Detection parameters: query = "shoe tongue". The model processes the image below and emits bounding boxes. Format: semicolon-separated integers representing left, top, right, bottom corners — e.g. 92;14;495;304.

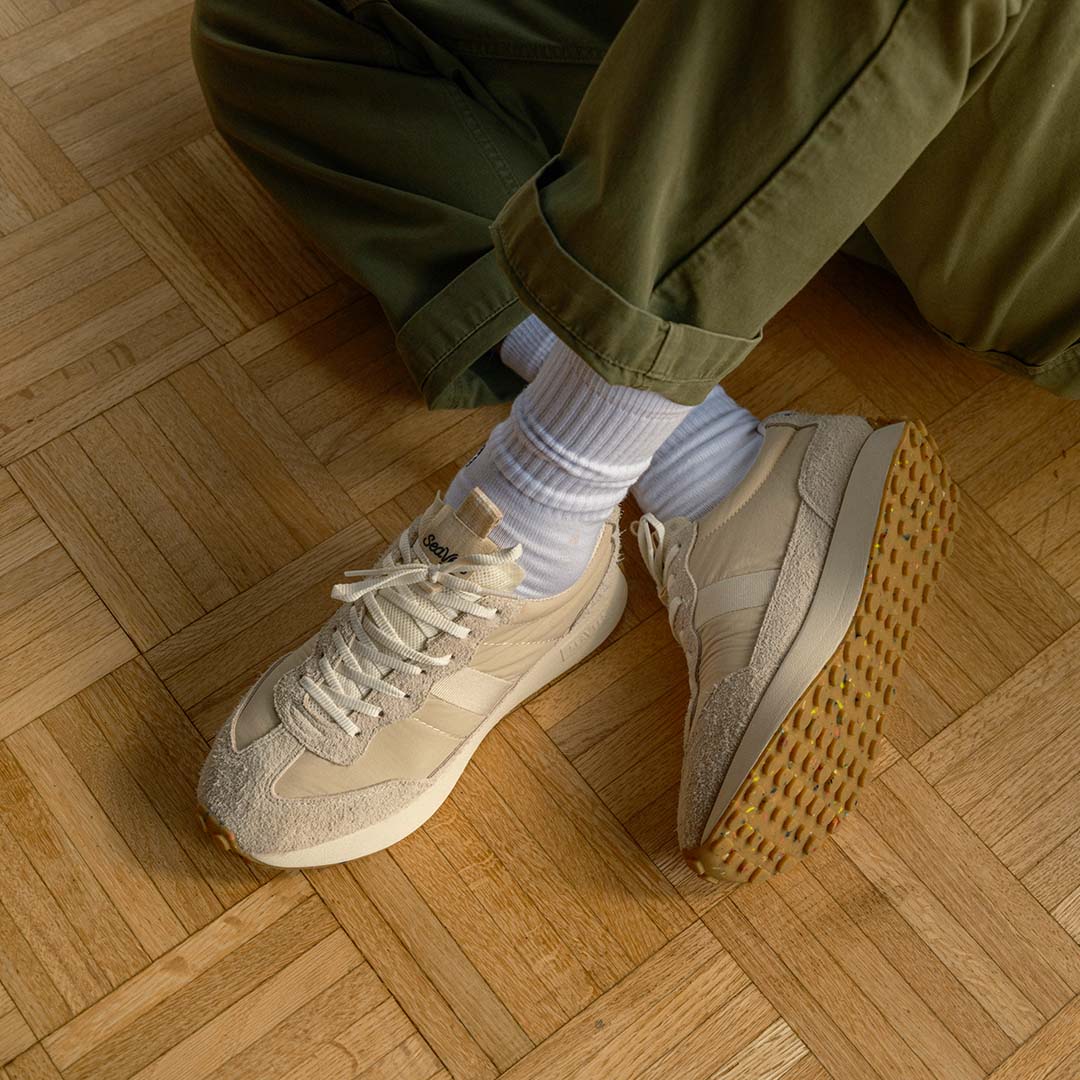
413;488;502;566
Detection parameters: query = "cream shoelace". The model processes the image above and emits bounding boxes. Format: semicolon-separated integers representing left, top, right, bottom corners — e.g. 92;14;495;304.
296;530;520;737
632;514;686;631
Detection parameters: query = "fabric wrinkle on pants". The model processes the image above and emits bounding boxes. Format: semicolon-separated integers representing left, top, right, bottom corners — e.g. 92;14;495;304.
191;0;1080;407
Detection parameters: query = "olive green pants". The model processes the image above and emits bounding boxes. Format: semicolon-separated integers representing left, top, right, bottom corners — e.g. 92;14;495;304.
192;0;1080;408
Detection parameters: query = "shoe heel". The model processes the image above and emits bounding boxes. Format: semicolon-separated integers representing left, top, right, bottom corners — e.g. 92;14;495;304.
687;419;959;884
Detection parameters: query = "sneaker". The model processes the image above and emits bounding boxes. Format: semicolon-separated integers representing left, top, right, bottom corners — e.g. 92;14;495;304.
634;412;957;883
198;489;626;867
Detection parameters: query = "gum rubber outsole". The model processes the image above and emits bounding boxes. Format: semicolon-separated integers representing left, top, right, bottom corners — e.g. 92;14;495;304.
684;419;958;885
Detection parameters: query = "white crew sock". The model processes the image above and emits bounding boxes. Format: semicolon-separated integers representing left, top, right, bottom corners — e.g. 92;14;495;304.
499;315;558;382
497;324;763;524
446;339;690;597
630;385;763;521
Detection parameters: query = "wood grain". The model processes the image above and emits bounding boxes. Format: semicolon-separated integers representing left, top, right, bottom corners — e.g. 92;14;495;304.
2;5;1080;1077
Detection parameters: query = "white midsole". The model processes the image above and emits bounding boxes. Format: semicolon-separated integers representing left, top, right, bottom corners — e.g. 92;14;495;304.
252;560;628;867
700;422;907;840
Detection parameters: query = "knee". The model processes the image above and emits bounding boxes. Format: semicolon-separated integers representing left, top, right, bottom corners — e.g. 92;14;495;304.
190;0;327;129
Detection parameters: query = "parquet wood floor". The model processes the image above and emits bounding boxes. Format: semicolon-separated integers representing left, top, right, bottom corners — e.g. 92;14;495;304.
2;5;1080;1077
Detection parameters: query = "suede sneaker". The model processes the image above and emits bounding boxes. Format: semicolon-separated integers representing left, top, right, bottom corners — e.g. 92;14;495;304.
634;412;957;883
198;488;626;867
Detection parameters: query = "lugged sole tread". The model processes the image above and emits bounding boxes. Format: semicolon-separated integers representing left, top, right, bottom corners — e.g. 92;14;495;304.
684;419;958;884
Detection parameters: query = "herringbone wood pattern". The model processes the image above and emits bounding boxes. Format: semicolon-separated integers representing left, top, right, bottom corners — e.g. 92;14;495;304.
3;5;1080;1078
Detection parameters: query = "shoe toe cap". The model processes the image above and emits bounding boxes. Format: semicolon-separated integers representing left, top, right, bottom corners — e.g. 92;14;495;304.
198;716;302;856
199;710;434;862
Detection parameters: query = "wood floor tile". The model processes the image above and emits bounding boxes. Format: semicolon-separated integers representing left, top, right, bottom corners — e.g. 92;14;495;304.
4;6;1080;1073
0;465;134;737
0;0;57;40
210;994;438;1080
41;874;309;1072
3;1042;62;1080
912;623;1080;819
806;840;1014;1073
990;432;1080;539
227;284;412;467
0;1001;34;1069
870;762;1080;1010
42;879;371;1080
103;134;336;342
1023;829;1080;915
309;862;498;1080
962;402;1080;511
0;195;215;463
12;353;362;652
6;722;188;961
707;899;888;1080
0;742;149;1016
0;79;87;236
493;711;693;945
0;0;211;188
931;373;1072;485
721;881;941;1080
986;994;1080;1080
312;708;692;1078
66;659;267;908
831;812;1042;1044
0;658;265;1042
497;923;761;1080
910;491;1080;702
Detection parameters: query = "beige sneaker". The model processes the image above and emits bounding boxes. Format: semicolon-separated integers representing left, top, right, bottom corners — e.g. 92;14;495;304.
198;489;626;867
634;412;957;883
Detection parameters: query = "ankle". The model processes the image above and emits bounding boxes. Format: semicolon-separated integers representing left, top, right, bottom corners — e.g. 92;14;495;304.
499;315;557;383
449;341;690;597
632;386;762;521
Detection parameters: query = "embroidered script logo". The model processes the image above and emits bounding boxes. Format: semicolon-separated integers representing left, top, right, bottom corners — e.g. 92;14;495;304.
422;534;459;564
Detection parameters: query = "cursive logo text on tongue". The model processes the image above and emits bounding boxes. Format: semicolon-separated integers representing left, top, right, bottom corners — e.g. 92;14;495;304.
422;534;459;564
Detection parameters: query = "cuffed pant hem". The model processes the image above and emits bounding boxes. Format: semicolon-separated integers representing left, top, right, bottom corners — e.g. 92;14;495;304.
491;166;762;406
947;335;1080;400
396;249;530;408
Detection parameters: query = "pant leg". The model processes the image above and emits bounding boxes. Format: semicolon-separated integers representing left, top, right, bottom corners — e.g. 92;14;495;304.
191;0;629;407
492;0;1040;405
866;0;1080;395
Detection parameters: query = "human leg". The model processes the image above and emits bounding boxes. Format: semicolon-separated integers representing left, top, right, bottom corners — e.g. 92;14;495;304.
498;315;765;523
865;0;1080;392
199;0;1038;874
483;0;1025;879
192;0;632;406
492;0;1034;401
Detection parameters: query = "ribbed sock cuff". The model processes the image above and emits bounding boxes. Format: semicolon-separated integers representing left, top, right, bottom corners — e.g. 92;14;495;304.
490;339;690;512
499;314;557;383
631;385;763;520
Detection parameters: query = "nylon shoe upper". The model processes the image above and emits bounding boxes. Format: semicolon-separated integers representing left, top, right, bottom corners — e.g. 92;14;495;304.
199;488;622;861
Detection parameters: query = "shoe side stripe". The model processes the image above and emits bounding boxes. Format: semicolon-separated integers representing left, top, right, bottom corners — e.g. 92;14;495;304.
429;666;513;713
695;568;780;625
